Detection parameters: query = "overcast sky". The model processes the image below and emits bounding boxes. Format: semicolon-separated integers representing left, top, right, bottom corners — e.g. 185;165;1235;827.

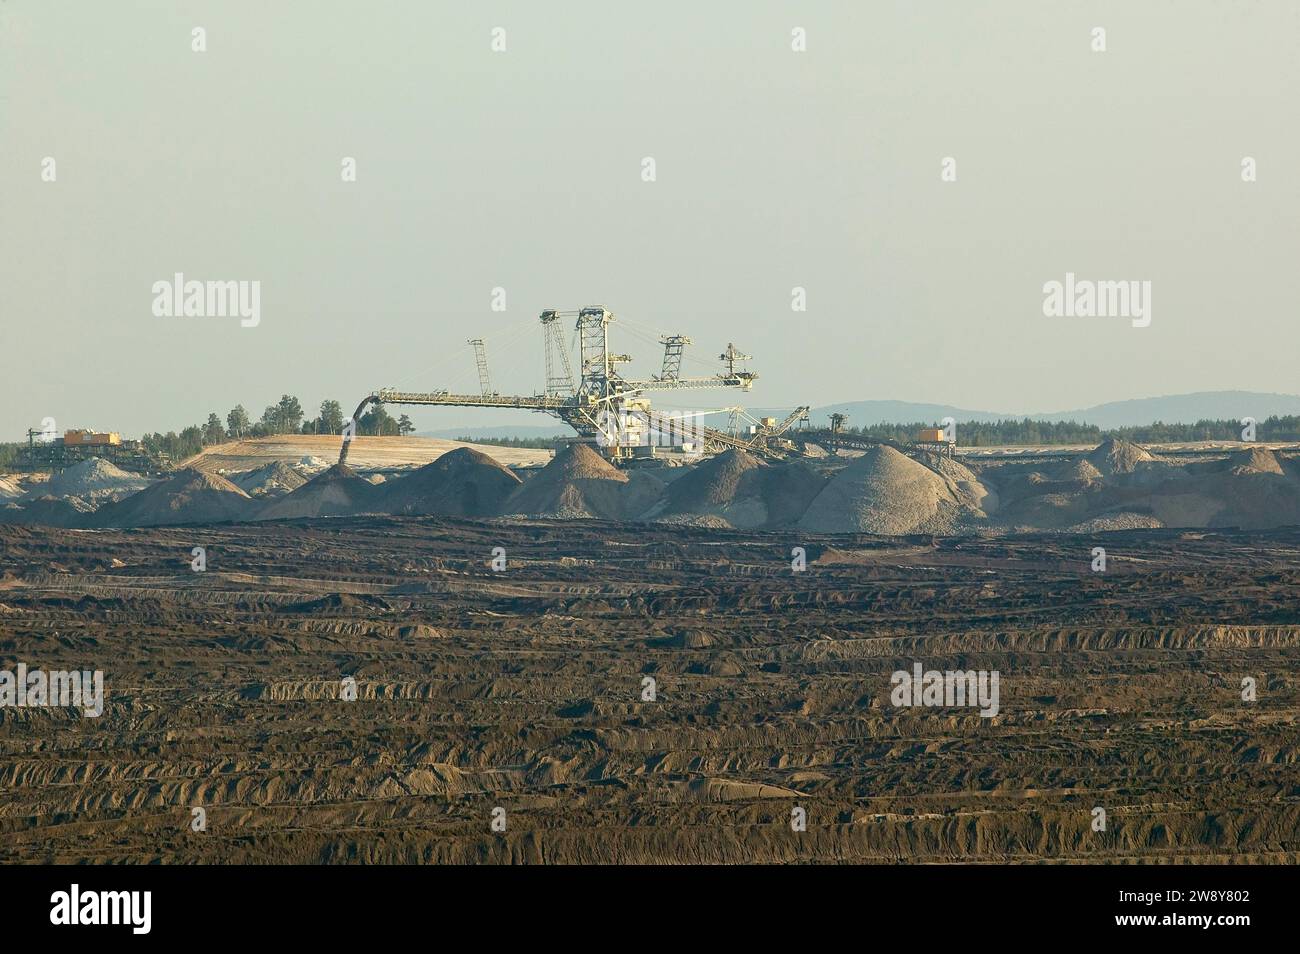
3;1;1298;437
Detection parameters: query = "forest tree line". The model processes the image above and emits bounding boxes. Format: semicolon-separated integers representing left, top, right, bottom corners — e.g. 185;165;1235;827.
842;416;1300;446
134;396;416;461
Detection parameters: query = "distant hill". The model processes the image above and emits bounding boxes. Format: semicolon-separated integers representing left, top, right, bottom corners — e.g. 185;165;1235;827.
1033;391;1300;429
803;391;1300;430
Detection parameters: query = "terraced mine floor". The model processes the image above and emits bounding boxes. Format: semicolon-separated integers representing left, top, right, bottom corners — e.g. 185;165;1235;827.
1;519;1297;863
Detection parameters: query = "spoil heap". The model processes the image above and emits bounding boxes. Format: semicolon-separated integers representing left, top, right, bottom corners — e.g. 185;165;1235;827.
1227;446;1285;476
1057;458;1103;483
96;469;255;527
654;449;825;528
758;460;828;526
1067;512;1165;532
1086;438;1155;476
46;458;152;504
657;449;767;528
231;461;308;497
2;495;96;528
1186;448;1300;528
914;450;996;513
621;469;667;521
256;464;380;520
797;445;968;534
998;443;1300;531
378;447;522;517
501;444;629;519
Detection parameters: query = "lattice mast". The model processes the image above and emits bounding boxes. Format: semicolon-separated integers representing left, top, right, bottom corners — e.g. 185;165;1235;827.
658;335;691;381
467;338;492;396
540;311;575;396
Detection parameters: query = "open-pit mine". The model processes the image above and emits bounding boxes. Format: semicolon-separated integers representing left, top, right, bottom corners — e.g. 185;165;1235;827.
1;510;1297;864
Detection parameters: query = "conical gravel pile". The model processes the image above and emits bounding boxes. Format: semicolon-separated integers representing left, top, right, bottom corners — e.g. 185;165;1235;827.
256;464;381;519
1086;438;1155;476
96;469;255;527
797;445;967;534
378;447;522;516
501;444;629;519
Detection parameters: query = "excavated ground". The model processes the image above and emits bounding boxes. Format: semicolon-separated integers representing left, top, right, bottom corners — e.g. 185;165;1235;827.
0;518;1297;864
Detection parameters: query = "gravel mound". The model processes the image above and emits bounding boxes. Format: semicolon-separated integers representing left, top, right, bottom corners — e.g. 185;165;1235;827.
760;461;829;526
96;469;255;527
1057;458;1103;483
667;449;767;509
915;450;996;514
0;476;24;500
650;512;733;529
1087;438;1155;476
256;464;381;519
654;450;766;527
1067;512;1165;532
378;447;522;517
1227;446;1284;475
1;494;96;527
797;445;969;534
914;450;978;484
502;444;629;519
648;450;825;529
621;469;667;521
231;461;308;496
45;458;152;504
1205;469;1300;529
1016;456;1300;530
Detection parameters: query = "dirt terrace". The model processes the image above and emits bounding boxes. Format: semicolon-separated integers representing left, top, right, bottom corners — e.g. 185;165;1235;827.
0;519;1297;864
180;435;552;472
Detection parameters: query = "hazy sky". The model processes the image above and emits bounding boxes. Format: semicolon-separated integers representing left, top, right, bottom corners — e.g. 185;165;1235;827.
3;1;1298;437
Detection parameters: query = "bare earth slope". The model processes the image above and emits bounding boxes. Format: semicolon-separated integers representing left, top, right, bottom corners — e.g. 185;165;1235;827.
182;435;552;472
502;443;630;519
256;464;381;519
798;445;973;534
377;447;522;517
654;449;826;528
45;458;153;503
94;468;256;527
231;460;308;497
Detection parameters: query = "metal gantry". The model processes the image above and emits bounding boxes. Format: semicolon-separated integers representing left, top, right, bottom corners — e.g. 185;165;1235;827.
467;339;492;396
657;334;691;382
540;310;576;397
364;305;811;461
